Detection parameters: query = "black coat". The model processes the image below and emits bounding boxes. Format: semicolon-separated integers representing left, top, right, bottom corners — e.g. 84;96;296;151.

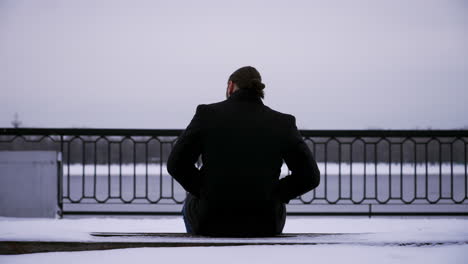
167;89;320;236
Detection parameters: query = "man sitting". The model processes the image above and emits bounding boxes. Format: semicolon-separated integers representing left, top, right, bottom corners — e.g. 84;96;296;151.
167;66;320;237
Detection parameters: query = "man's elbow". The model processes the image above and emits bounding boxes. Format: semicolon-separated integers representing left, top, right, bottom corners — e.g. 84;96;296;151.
312;169;320;189
166;156;178;176
305;168;320;190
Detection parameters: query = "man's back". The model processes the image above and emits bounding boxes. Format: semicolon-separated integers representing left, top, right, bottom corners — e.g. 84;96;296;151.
201;90;290;203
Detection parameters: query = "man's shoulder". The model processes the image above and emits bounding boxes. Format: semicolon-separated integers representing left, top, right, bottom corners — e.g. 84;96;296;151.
199;99;228;109
194;100;232;114
193;102;221;111
262;105;296;124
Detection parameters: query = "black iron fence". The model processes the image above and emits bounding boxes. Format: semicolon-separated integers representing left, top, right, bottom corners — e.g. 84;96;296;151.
1;128;467;216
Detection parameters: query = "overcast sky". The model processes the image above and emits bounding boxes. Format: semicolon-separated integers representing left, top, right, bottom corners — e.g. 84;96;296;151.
1;0;467;129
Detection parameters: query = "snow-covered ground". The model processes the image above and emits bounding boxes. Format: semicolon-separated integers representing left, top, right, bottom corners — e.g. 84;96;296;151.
1;244;467;264
1;216;468;263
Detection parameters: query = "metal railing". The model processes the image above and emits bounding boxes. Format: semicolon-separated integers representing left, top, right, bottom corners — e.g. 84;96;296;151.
1;128;467;216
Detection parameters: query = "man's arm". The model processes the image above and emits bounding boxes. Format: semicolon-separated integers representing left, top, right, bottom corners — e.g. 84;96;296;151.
167;105;205;198
278;115;320;203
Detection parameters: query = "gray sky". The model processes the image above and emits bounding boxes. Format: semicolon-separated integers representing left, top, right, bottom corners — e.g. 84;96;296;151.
1;0;467;129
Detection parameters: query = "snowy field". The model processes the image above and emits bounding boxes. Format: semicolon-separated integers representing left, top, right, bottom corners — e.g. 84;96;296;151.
1;216;468;263
1;244;467;264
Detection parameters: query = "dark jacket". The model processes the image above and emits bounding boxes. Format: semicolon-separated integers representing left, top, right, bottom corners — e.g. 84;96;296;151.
167;89;320;236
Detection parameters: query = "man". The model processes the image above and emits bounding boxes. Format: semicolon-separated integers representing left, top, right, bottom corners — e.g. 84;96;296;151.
167;66;320;237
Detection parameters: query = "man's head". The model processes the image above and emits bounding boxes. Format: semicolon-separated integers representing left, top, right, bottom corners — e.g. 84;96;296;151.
226;66;266;99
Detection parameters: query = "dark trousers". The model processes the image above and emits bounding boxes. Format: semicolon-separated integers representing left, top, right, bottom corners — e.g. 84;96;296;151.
182;193;286;236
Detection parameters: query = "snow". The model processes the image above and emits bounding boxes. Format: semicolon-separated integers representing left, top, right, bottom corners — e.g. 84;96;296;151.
63;162;467;176
1;245;468;264
1;216;468;244
1;216;468;263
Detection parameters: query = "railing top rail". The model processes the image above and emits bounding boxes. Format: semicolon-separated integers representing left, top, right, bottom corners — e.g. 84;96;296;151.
1;128;468;137
0;128;182;136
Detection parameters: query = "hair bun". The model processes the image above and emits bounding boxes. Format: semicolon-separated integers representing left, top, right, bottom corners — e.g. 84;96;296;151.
228;66;265;98
250;78;265;90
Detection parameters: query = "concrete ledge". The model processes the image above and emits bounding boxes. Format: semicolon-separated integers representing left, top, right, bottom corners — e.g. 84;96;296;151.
2;240;468;255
